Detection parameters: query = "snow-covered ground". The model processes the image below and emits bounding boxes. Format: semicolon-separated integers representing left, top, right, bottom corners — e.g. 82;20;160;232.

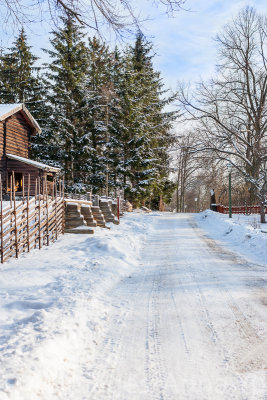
0;211;266;399
195;210;267;265
0;212;148;399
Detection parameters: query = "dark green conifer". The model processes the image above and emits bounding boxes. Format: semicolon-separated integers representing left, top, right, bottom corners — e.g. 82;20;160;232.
121;32;175;206
44;16;89;190
0;28;41;109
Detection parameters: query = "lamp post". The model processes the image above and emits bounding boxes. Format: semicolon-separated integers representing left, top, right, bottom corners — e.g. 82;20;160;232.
194;197;198;213
227;163;232;218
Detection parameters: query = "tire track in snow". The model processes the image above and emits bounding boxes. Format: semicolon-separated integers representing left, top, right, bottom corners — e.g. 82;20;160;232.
87;281;138;400
76;214;266;400
144;270;169;400
143;218;192;400
190;216;267;386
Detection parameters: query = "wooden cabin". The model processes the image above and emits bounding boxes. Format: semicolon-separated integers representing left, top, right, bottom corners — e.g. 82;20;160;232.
0;103;60;196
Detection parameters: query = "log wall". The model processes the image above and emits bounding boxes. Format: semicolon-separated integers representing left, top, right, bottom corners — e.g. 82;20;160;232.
0;111;33;191
6;159;40;195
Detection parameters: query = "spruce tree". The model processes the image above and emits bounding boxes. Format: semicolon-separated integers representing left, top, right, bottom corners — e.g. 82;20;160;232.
104;47;128;195
0;28;52;164
120;33;175;206
44;16;89;190
0;28;41;110
82;37;114;193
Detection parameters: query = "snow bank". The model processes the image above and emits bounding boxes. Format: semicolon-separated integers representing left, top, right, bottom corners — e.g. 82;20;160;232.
0;212;149;400
195;210;267;265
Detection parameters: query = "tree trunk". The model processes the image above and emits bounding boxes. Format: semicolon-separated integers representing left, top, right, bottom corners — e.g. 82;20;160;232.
159;194;164;212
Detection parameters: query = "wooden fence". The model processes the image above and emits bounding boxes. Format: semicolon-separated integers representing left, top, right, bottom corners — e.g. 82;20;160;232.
217;204;267;214
0;173;65;264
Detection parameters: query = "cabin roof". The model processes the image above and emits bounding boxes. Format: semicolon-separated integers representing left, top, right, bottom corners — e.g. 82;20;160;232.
7;154;61;173
0;103;41;134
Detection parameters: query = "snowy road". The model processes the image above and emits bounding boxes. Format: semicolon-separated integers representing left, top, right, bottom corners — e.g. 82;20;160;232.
84;214;266;399
0;213;266;399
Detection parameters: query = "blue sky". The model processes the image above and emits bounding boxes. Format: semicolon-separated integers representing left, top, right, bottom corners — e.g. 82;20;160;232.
135;0;267;89
0;0;267;91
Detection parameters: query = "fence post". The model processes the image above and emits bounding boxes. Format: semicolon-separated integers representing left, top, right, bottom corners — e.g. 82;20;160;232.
38;177;41;249
12;172;18;258
62;178;65;235
10;174;12;209
27;174;30;252
22;175;25;203
0;175;3;263
117;195;120;223
61;177;65;235
45;177;49;246
86;191;92;202
55;180;58;240
94;195;99;207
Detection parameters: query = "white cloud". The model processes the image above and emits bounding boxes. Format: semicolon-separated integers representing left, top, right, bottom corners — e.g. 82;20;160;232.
0;0;266;91
133;0;267;89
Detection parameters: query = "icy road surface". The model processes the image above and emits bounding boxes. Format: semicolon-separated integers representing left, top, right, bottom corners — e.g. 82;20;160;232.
0;213;266;399
86;214;266;400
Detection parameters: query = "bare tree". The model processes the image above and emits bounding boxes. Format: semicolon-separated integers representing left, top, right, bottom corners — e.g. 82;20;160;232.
177;7;267;222
174;132;201;212
0;0;186;34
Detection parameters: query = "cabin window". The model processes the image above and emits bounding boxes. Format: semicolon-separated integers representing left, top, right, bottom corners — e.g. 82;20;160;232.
7;172;23;192
47;174;54;182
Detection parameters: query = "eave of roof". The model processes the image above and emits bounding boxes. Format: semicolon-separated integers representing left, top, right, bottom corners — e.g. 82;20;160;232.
6;153;61;173
0;103;41;134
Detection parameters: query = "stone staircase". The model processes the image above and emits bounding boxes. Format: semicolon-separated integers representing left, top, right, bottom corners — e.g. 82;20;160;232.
65;203;94;234
100;200;119;224
64;194;123;233
80;205;97;227
91;206;106;227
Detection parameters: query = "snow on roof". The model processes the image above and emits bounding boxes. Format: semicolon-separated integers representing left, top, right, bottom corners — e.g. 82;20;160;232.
0;103;41;134
0;104;21;117
6;154;61;173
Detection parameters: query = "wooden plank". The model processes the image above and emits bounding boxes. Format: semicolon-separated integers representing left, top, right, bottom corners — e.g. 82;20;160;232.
62;178;65;234
10;174;12;208
0;175;3;263
38;178;41;249
0;176;64;263
2;224;16;237
55;181;58;240
12;172;18;258
3;232;16;247
27;174;30;252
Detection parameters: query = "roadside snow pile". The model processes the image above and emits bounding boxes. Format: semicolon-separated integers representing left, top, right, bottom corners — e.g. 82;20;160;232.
0;212;149;400
195;210;267;265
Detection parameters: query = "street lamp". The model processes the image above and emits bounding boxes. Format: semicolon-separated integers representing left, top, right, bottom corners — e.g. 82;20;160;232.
227;163;232;218
194;197;198;213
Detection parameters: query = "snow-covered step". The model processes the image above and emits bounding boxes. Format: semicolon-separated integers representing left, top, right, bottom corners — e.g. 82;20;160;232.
80;205;97;227
100;200;116;223
65;203;87;229
91;206;106;227
64;226;94;234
